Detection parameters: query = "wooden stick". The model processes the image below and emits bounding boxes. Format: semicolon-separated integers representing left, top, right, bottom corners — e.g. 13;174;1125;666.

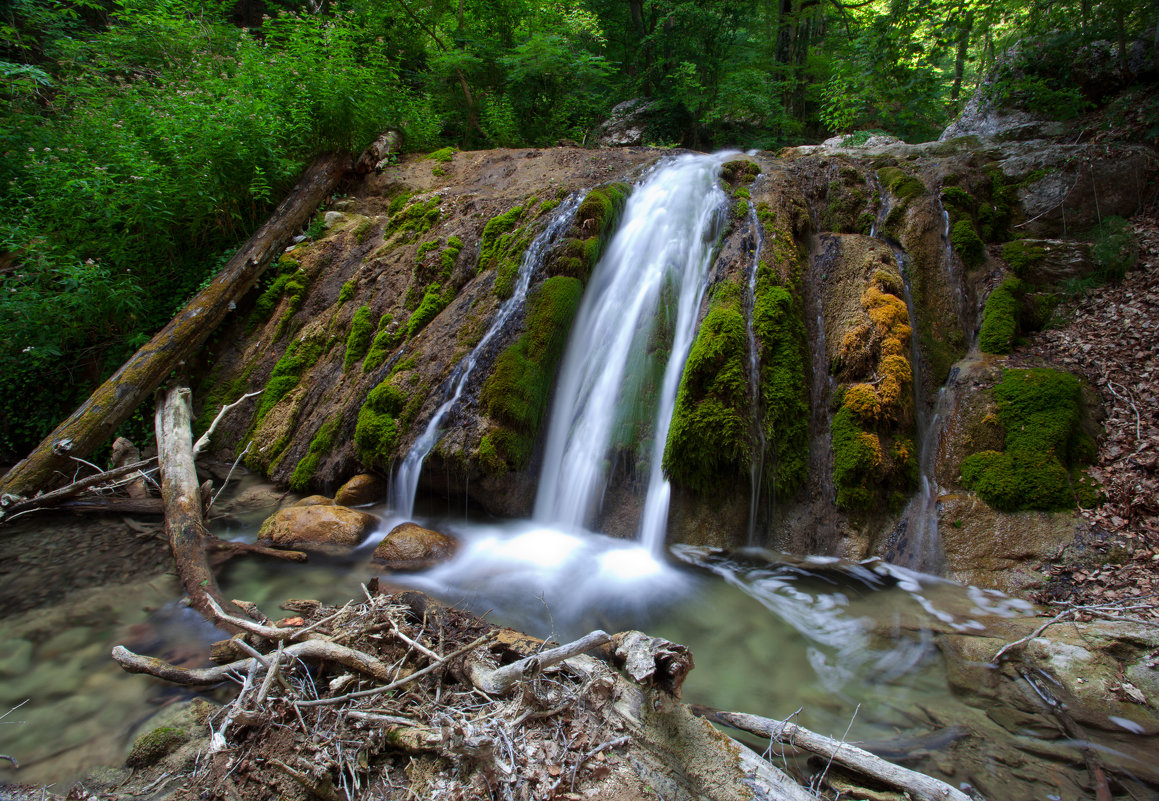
112;638;395;685
193;391;261;457
698;708;972;801
468;630;611;695
0;457;156;520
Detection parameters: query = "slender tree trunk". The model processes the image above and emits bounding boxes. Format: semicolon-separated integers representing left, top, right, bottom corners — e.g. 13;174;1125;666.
0;151;352;504
951;12;974;103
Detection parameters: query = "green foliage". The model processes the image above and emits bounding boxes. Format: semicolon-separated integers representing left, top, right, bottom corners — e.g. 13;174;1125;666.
343;305;375;371
290;415;341;492
337;279;357;304
960;368;1091;511
386;197;441;241
480;276;583;470
663;285;749;493
427;147;456;163
355;379;407;467
254;335;325;425
978;277;1022;354
950;220;986;266
362;314;399;373
1089;216;1137;281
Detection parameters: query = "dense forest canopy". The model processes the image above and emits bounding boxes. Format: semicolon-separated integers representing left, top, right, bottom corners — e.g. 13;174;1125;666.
0;0;1154;461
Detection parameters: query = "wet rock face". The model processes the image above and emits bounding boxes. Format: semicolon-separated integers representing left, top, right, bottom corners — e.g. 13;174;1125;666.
372;522;459;571
257;505;378;553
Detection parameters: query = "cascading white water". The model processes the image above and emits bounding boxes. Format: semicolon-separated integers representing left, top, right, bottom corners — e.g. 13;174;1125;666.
534;153;732;551
389;195;582;518
744;203;766;545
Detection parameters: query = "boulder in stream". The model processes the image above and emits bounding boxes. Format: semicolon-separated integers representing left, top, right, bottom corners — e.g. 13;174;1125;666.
372;522;459;571
257;504;378;553
334;473;387;506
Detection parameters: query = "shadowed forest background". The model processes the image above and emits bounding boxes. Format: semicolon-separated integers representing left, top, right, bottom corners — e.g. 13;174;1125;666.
1;0;1154;464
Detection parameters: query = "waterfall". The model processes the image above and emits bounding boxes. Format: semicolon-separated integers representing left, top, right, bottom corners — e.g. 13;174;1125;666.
534;153;731;552
390;194;582;518
744;203;766;545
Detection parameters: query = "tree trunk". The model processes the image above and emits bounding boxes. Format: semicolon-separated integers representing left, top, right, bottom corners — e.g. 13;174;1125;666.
0;151;352;504
951;12;974;103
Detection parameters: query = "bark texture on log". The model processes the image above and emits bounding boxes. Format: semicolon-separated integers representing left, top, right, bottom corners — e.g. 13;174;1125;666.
0;151;351;502
156;385;235;630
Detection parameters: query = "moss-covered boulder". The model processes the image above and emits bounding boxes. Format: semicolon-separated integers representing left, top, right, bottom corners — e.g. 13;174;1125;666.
257;505;378;553
372;522;459;571
126;726;188;769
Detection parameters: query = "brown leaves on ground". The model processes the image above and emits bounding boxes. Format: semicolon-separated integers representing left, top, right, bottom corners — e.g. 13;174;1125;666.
1017;215;1159;616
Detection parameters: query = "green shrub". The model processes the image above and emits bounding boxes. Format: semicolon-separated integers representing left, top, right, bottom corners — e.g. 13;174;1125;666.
959;368;1091;511
343;305;375;370
428;147;455;163
289;415;340;492
1090;216;1137;281
950;220;986;266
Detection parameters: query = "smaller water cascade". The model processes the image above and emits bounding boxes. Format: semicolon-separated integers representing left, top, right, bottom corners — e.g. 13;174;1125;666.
744;204;767;545
535;153;732;552
938;203;970;335
389;195;582;517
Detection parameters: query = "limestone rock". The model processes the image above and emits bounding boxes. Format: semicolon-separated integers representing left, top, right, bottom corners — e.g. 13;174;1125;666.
372;522;459;571
294;494;334;507
335;473;387;506
595;99;656;147
258;505;378;553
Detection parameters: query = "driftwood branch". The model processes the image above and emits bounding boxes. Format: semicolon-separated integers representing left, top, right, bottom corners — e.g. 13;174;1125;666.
698;708;973;801
468;630;611;695
193;391;261;457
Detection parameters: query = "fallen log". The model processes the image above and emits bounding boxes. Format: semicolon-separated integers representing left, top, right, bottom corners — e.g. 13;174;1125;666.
0;457;157;522
155;384;239;631
0;143;372;504
696;707;973;801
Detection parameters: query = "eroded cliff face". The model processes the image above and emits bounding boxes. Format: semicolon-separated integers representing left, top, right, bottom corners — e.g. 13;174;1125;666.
196;125;1155;589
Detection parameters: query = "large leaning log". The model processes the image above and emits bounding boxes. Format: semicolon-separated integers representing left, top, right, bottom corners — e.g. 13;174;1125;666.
0;136;396;505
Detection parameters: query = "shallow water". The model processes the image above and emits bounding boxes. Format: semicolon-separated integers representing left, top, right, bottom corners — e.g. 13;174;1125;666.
1;497;1155;800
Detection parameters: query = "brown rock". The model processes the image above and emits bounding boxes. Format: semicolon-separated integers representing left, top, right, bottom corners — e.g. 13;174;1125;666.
334;473;387;507
372;522;459;571
294;495;335;507
257;505;378;553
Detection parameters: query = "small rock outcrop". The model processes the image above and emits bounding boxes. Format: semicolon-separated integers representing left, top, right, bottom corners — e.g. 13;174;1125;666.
372;522;459;571
594;98;657;147
258;505;378;553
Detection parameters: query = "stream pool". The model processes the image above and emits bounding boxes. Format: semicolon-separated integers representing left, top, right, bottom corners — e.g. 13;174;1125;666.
0;490;1155;800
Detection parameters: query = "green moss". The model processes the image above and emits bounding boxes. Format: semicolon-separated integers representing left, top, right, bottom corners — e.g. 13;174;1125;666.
978;277;1023;354
720;159;761;186
549;183;631;283
824;178;869;234
289;415;340;492
351;218;376;243
877;167;926;200
440;236;464;280
480;206;525;271
432;165;446;177
959;368;1092;511
663;285;749;493
1090;216;1137;281
754;284;810;495
416;239;440;259
1001;240;1046;277
254;334;325;425
127;726;187;769
387;191;414;216
832;406;879;511
338;279;356;304
406;285;448;339
950;220;986;267
428;147;455;163
343;305;375;371
733;186;751;200
386;196;441;241
480;276;584;470
733;199;750;219
355;380;407;467
538;198;561;216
